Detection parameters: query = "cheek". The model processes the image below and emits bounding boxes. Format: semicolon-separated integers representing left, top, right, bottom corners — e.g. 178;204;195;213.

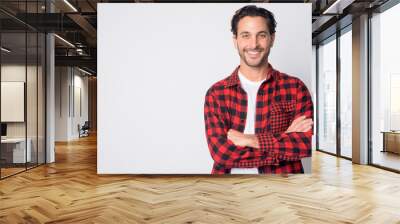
237;45;245;53
259;40;269;47
237;40;249;48
235;41;241;49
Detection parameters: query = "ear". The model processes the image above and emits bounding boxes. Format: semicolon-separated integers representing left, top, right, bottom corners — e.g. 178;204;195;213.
232;35;238;50
270;33;276;47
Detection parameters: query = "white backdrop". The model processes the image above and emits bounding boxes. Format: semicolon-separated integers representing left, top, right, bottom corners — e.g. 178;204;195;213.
98;3;312;174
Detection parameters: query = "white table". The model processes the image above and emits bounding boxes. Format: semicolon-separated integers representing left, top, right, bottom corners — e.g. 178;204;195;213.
1;138;32;163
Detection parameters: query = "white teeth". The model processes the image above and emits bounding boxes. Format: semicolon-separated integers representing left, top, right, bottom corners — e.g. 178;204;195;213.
247;51;260;55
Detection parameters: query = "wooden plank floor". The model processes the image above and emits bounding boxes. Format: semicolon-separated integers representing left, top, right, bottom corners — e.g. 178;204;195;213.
1;134;400;224
0;167;26;178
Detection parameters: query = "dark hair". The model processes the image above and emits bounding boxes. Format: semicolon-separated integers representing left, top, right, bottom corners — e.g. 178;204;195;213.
231;5;277;36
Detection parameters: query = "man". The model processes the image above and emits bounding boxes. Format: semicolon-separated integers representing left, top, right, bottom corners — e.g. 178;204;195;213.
204;5;314;174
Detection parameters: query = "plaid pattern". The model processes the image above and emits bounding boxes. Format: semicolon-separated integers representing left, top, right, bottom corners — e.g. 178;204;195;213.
204;64;313;174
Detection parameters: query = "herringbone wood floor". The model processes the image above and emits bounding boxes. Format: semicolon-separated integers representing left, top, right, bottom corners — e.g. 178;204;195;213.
1;134;400;224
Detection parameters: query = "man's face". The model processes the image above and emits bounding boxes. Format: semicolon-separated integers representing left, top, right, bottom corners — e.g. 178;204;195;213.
233;16;275;68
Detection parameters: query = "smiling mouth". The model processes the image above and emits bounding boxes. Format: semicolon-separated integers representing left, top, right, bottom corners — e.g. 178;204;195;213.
246;50;262;58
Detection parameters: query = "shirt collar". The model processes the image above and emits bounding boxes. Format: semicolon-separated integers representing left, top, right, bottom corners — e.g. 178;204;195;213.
224;63;276;88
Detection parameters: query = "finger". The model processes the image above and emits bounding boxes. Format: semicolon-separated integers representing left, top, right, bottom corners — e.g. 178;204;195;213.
298;119;313;127
292;120;311;132
228;129;236;136
299;120;313;129
293;116;306;124
297;124;313;132
294;116;308;125
301;125;313;132
289;116;305;130
297;115;307;121
297;118;311;124
228;129;240;134
287;116;311;133
304;118;313;124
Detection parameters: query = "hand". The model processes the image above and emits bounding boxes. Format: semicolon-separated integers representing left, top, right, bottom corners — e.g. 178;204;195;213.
227;129;259;148
285;115;313;133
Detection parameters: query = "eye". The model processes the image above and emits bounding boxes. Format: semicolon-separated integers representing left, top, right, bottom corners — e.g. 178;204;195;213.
241;33;250;39
258;33;267;39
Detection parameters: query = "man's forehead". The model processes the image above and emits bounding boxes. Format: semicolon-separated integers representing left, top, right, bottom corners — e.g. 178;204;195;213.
237;28;269;35
237;16;269;31
238;16;267;24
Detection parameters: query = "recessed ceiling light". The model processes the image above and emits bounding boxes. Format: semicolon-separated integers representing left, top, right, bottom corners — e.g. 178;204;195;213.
63;0;78;12
78;67;93;76
54;34;75;48
1;47;11;53
322;0;354;15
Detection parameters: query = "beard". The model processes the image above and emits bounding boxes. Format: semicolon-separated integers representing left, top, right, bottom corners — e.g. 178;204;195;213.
238;47;270;68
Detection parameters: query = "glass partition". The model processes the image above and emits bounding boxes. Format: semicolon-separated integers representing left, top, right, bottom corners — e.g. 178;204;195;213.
1;31;28;177
27;31;38;169
317;35;337;155
371;3;400;171
339;28;352;158
38;32;45;165
0;1;46;179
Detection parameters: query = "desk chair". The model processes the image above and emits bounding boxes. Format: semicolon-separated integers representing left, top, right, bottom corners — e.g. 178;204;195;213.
78;121;90;138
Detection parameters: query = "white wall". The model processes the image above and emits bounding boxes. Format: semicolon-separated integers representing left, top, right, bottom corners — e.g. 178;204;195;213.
72;72;89;138
55;67;89;141
55;66;69;141
98;3;312;174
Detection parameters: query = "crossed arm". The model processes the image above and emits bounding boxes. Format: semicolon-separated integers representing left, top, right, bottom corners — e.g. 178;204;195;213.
227;115;313;149
204;81;314;168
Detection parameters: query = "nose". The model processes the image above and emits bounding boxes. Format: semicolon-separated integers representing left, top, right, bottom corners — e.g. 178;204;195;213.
249;36;258;49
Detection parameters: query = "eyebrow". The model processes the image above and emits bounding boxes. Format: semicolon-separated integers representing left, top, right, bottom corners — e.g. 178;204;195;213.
238;31;268;35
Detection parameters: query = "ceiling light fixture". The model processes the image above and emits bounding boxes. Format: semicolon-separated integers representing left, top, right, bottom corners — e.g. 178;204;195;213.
54;34;75;48
76;48;84;55
1;47;11;53
63;0;78;12
78;67;93;76
323;0;354;15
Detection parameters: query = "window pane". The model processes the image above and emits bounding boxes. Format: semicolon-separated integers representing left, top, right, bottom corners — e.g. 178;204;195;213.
1;31;27;178
371;3;400;171
27;31;38;169
318;37;337;154
340;29;352;158
38;32;46;165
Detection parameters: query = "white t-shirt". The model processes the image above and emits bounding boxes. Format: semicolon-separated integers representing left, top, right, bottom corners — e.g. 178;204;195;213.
231;71;265;174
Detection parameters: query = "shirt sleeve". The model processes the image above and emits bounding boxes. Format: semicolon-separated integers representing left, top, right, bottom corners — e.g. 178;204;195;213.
255;79;314;161
204;88;278;168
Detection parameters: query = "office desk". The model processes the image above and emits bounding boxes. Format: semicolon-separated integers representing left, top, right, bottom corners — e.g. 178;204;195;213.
381;131;400;154
1;138;32;163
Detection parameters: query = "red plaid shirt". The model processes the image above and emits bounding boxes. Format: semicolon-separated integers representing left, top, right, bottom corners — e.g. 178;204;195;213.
204;64;313;174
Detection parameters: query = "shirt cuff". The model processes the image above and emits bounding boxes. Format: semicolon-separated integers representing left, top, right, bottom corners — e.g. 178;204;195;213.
256;132;286;153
